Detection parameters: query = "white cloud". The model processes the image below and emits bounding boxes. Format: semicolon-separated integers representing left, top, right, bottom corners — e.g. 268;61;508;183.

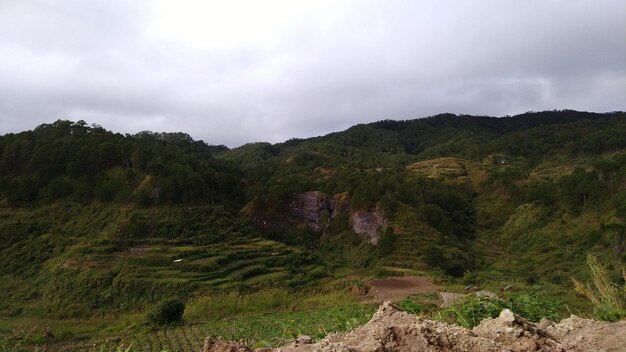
0;0;624;146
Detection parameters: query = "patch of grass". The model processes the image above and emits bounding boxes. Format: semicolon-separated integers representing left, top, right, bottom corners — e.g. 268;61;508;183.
183;289;359;322
398;299;423;315
436;292;561;328
573;254;626;321
105;299;376;351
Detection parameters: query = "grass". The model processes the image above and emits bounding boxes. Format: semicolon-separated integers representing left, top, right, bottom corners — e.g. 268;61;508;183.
72;303;375;352
0;204;349;350
573;254;626;321
1;289;375;351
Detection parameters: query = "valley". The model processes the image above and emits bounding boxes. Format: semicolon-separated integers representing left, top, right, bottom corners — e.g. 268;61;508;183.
1;110;626;351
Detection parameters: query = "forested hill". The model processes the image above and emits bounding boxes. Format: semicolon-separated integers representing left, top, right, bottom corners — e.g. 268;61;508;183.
219;110;625;189
1;110;624;207
222;110;625;169
0;120;242;207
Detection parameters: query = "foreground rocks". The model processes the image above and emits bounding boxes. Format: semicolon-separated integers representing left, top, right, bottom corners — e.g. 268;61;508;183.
204;302;626;352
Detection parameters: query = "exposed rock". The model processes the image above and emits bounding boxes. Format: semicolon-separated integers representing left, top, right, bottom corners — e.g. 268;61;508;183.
438;290;500;308
239;198;284;230
242;191;387;241
497;308;516;323
438;292;466;308
288;191;330;231
204;337;252;352
241;192;332;231
295;335;314;344
544;315;626;351
350;210;385;244
472;308;562;351
204;302;626;352
474;290;499;299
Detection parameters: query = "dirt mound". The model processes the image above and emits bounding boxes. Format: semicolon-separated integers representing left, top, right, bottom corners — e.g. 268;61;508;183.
365;276;439;302
203;302;626;352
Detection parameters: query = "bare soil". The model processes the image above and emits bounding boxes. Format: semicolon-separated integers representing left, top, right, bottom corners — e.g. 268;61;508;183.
364;276;439;302
204;302;626;352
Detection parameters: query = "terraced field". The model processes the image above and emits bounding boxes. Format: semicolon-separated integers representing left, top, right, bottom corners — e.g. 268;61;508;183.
62;236;321;291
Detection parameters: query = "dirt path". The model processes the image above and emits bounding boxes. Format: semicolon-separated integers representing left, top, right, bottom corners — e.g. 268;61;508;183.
364;276;438;302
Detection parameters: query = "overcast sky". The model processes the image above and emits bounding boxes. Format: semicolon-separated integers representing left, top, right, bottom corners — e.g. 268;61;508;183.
0;1;624;146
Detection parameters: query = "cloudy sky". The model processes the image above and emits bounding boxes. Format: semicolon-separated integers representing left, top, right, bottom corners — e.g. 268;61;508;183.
0;1;624;146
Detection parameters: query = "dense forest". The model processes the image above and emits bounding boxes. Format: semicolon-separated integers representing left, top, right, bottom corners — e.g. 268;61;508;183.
2;111;624;208
0;120;241;206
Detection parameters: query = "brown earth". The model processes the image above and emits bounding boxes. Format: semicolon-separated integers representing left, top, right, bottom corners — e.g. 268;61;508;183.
204;302;626;352
364;276;439;302
407;157;488;186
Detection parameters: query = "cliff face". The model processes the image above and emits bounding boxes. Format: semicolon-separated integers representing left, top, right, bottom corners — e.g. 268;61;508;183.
288;191;330;231
242;191;385;243
350;210;385;244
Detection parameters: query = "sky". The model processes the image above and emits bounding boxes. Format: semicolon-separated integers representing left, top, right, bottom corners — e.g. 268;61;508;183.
0;1;624;147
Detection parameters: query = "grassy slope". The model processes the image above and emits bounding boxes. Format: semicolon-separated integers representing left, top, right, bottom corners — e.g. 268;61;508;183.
0;204;346;349
2;112;626;350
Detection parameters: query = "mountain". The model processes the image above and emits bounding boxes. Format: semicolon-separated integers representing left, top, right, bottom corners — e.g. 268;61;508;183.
1;110;626;350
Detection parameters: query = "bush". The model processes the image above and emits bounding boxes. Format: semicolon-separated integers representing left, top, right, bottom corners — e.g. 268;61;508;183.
444;296;503;328
595;303;626;322
441;293;560;328
147;298;185;326
507;293;560;322
398;298;422;315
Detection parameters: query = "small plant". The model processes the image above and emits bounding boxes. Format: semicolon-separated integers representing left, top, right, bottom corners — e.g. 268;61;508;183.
443;296;503;328
439;293;560;328
147;298;185;326
398;298;422;315
594;303;626;322
508;293;560;322
572;254;626;321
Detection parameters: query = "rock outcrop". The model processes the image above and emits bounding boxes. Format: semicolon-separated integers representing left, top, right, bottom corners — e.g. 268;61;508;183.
242;191;386;242
350;210;385;244
288;191;330;231
204;302;626;352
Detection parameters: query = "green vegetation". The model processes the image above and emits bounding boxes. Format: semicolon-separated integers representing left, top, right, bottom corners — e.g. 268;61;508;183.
398;298;423;315
573;255;626;321
0;120;241;207
132;304;372;352
147;299;185;326
438;293;561;328
1;110;626;349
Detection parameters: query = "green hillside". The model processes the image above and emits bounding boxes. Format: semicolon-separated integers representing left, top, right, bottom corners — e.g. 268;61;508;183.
2;110;626;350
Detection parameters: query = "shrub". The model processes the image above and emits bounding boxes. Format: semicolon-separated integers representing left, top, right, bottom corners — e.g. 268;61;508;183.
595;303;626;322
374;267;403;278
443;296;503;328
440;293;560;328
507;293;560;322
398;299;422;315
146;298;185;326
